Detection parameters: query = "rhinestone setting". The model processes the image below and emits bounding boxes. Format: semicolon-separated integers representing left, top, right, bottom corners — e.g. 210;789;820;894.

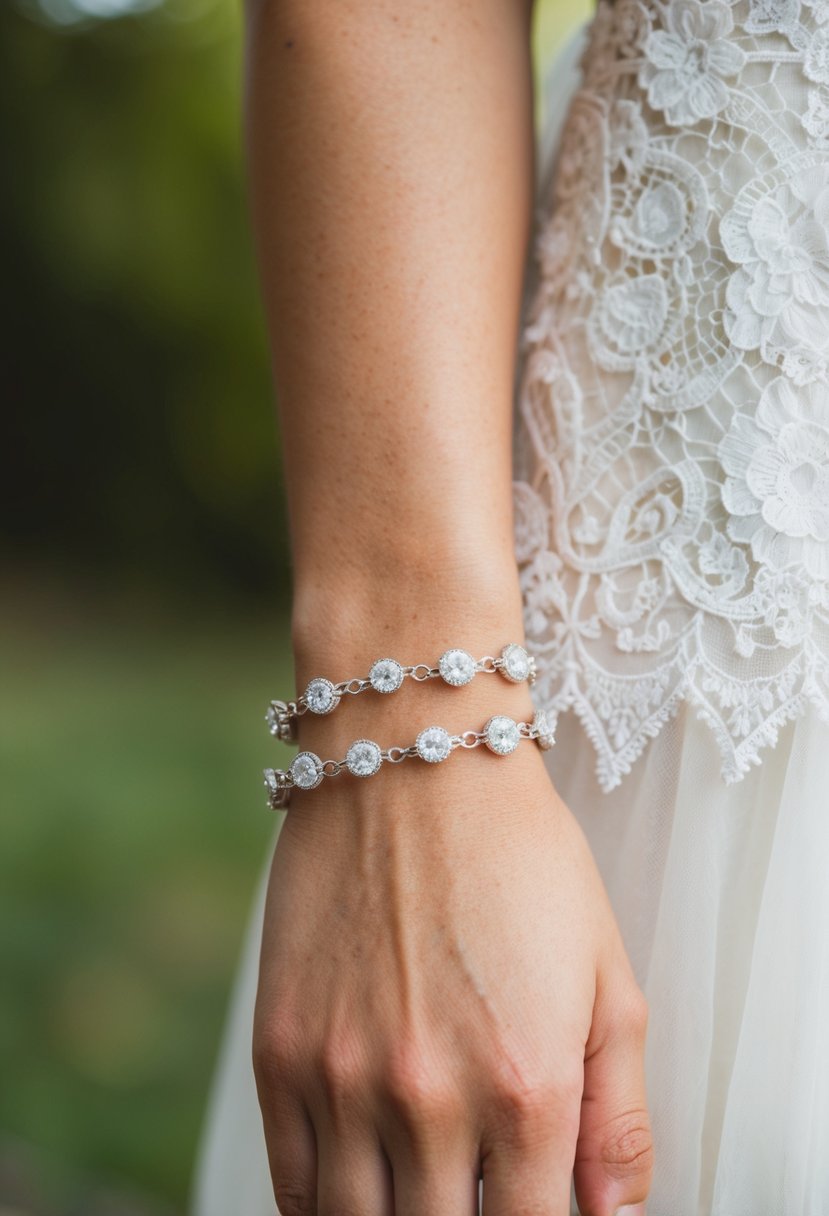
484;715;521;755
438;648;477;687
304;677;339;714
291;750;324;789
369;658;404;694
416;725;453;763
346;739;383;777
500;644;532;684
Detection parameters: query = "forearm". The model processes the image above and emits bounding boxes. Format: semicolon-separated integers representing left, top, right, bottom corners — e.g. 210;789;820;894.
242;0;536;671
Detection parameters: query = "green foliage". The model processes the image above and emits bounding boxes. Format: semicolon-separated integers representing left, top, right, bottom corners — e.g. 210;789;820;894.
0;601;292;1208
2;0;289;605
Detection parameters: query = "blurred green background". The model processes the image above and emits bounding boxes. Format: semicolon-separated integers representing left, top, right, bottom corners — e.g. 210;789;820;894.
1;0;588;1212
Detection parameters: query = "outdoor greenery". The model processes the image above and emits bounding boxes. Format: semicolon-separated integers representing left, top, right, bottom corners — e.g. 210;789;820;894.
3;0;589;1210
1;598;293;1209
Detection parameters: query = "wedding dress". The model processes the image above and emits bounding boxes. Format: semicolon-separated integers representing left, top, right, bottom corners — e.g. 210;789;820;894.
192;5;829;1213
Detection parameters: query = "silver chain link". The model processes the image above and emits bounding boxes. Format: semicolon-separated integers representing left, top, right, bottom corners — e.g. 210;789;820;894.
458;730;485;748
385;745;417;763
406;663;438;681
264;713;554;810
280;643;535;722
340;677;370;696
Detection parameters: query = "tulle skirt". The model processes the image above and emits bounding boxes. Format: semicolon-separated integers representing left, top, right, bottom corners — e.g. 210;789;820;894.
190;24;829;1216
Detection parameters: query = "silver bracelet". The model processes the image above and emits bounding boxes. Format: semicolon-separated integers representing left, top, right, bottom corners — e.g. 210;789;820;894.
266;642;536;742
263;709;555;809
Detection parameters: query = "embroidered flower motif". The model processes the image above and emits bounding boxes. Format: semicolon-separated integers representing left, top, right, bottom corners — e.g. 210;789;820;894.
805;27;829;83
805;0;829;24
554;97;606;205
744;0;801;36
756;570;814;647
589;272;673;366
802;86;829;146
614;0;653;58
638;0;746;127
513;481;550;564
535;208;578;291
580;0;616;86
697;528;750;591
632;180;686;247
520;551;601;644
719;377;829;581
721;164;829;380
607;99;649;175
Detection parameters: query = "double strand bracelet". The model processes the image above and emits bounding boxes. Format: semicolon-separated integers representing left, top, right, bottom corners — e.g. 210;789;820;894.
266;642;536;742
263;709;556;809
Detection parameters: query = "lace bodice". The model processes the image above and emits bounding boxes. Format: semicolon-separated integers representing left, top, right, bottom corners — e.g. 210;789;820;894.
513;0;829;789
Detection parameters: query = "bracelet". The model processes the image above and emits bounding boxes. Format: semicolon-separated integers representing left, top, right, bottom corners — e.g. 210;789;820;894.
266;642;536;742
263;709;555;809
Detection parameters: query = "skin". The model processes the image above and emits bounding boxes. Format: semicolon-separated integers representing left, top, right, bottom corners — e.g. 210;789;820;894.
242;1;654;1213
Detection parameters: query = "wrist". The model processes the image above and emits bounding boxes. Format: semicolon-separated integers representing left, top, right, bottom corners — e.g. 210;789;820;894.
290;555;526;682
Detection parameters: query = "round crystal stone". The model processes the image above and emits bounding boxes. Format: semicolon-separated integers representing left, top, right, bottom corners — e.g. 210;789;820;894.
290;750;324;789
346;739;383;777
369;658;404;694
416;725;452;763
500;643;531;683
484;715;521;755
438;648;476;687
304;677;338;714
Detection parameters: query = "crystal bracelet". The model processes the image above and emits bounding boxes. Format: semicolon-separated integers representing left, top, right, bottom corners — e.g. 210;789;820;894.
266;642;537;742
263;709;555;809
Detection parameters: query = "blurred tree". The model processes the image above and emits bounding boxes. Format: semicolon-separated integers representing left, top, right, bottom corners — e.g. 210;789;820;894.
2;0;291;608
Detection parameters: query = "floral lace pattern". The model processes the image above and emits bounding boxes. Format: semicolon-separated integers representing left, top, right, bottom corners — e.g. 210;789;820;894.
513;0;829;789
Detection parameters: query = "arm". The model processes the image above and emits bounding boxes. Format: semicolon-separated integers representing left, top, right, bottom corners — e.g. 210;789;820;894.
243;3;653;1213
244;0;533;647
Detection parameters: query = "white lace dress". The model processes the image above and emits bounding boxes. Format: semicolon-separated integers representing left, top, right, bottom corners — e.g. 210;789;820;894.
192;6;829;1213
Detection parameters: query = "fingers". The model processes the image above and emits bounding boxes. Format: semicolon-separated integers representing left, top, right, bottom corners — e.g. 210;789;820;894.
307;1040;394;1216
378;1054;479;1216
313;1116;394;1216
259;1094;318;1216
388;1150;479;1216
573;982;654;1216
479;1067;583;1216
253;1013;319;1215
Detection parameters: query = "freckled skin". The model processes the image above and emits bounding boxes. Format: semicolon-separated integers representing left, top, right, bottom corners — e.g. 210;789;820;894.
243;0;654;1211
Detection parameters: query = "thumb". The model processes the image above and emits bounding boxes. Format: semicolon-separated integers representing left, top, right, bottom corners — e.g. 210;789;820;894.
573;973;654;1216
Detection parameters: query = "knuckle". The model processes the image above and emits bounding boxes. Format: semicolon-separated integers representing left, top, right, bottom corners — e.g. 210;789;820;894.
598;1108;654;1179
382;1045;460;1125
493;1075;561;1124
490;1043;582;1122
253;1013;303;1085
487;1053;582;1151
272;1180;314;1216
316;1032;368;1107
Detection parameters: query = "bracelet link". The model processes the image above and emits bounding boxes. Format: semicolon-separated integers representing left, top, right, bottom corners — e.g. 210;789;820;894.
272;642;536;731
263;710;556;810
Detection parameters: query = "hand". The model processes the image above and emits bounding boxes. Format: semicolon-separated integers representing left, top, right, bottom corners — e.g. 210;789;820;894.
253;723;653;1216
